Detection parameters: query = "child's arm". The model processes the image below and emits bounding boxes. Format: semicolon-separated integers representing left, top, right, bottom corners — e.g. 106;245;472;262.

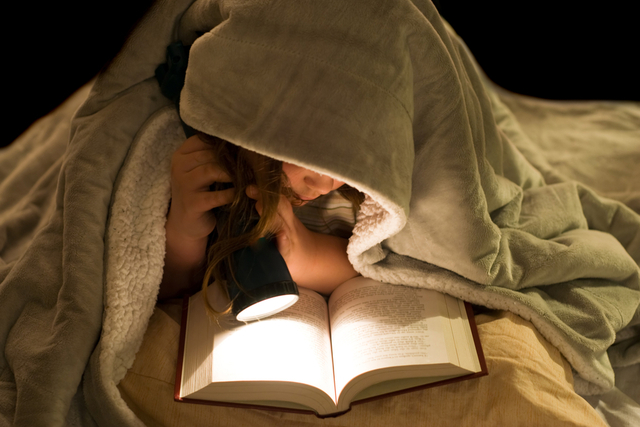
248;187;358;295
286;223;358;296
159;136;235;300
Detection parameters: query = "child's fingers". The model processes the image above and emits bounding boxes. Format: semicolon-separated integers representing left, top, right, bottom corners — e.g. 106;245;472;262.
173;136;228;175
245;186;275;223
177;135;214;154
186;186;236;213
242;188;301;261
245;185;259;200
249;191;296;237
182;162;233;191
245;185;262;213
207;186;236;210
245;187;295;224
178;150;218;174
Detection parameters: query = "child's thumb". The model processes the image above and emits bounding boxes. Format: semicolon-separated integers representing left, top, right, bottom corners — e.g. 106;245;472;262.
245;185;264;216
245;185;259;199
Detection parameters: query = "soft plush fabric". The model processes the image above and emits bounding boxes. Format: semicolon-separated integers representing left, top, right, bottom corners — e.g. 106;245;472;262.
0;82;102;427
118;303;608;427
1;0;639;426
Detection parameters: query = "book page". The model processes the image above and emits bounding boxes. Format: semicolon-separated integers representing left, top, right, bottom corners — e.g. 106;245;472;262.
181;293;214;398
210;287;336;403
448;297;482;373
328;277;452;397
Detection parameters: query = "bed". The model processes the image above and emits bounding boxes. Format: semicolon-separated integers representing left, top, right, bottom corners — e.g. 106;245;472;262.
1;1;639;426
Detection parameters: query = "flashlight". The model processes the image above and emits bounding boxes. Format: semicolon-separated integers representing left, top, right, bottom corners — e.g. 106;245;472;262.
227;236;299;321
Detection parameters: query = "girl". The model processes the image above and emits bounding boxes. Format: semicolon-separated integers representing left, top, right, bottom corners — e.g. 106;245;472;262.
159;133;363;306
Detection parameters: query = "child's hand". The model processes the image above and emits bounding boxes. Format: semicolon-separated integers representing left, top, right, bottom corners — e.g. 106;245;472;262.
246;186;313;277
166;135;236;244
160;135;236;299
247;186;357;295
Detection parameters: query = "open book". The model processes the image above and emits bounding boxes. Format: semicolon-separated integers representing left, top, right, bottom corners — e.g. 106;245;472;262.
175;276;487;417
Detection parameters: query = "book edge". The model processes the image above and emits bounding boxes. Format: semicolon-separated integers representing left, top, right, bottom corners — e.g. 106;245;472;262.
174;395;351;418
464;302;488;376
173;295;191;402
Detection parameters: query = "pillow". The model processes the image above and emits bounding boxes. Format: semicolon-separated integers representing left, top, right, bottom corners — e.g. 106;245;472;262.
117;302;606;427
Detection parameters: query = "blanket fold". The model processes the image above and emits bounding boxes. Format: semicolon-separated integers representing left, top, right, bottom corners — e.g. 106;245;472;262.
1;0;639;426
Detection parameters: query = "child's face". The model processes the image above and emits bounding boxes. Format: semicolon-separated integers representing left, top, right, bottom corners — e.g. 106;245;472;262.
282;162;345;204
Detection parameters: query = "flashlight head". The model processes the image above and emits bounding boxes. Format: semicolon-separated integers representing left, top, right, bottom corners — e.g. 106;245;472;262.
227;237;299;321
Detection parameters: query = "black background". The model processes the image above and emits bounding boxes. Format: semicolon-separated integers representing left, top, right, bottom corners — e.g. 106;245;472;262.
3;0;638;147
437;0;639;101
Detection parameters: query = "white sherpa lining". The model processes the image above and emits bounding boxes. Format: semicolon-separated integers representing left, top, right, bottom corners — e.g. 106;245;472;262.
102;106;184;399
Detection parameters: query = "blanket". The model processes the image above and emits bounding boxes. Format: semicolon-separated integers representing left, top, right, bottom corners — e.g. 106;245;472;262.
0;0;638;426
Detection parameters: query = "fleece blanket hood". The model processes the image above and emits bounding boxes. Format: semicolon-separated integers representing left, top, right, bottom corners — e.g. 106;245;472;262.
0;0;639;426
179;1;415;219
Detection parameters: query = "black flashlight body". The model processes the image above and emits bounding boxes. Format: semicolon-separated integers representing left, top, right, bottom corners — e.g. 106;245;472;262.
227;236;299;320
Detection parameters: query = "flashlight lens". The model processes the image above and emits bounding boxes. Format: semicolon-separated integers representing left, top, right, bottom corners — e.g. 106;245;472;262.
236;294;299;322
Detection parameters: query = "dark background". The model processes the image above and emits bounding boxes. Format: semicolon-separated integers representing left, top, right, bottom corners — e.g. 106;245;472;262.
437;0;639;101
3;0;638;147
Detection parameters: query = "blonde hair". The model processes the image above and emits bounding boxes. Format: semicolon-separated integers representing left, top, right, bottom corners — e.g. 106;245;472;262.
198;133;363;318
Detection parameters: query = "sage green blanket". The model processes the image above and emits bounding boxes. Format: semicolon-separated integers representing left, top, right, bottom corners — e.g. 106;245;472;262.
1;0;638;426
